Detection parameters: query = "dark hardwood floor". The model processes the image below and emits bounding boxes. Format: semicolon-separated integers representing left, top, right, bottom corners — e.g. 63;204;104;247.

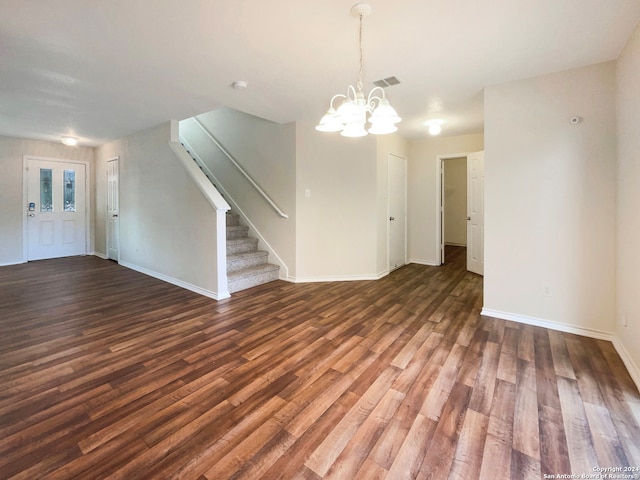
1;247;639;479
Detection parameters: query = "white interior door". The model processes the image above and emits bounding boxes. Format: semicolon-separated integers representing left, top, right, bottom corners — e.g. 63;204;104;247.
466;151;484;275
107;158;120;261
388;154;407;271
27;158;86;260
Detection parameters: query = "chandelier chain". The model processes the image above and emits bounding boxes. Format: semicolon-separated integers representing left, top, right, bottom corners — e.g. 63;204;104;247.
357;13;364;92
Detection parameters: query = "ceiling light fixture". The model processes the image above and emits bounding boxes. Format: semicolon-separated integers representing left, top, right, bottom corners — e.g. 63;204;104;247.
61;136;78;146
315;3;401;137
425;119;444;136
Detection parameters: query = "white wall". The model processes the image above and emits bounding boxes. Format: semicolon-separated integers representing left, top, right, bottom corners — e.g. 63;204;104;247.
408;134;484;265
180;108;296;278
0;136;95;265
483;61;617;336
94;122;223;297
295;121;378;280
443;157;467;246
616;22;640;385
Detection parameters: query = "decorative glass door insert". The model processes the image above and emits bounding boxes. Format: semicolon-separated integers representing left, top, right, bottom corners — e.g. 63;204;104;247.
63;169;76;212
40;168;53;212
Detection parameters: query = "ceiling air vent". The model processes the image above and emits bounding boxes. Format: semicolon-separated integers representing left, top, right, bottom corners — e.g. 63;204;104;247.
372;76;401;88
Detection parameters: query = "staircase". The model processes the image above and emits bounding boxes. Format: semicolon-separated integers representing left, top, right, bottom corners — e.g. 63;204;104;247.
226;212;280;293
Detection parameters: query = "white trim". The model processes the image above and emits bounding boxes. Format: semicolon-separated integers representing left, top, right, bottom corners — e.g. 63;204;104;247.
288;272;388;283
409;258;440;267
93;252;108;260
481;308;614;340
481;307;640;391
22;155;91;262
0;260;25;267
119;260;230;301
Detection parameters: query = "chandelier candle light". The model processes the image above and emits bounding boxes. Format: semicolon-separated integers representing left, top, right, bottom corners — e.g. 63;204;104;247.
315;3;401;137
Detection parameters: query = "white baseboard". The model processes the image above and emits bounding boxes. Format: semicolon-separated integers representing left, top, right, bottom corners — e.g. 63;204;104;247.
0;260;25;267
119;261;230;301
480;308;614;340
93;252;108;260
288;271;387;283
409;258;440;267
481;308;640;391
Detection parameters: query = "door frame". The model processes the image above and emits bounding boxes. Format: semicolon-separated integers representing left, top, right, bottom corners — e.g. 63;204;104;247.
387;153;408;272
436;153;471;265
22;155;91;262
106;156;120;262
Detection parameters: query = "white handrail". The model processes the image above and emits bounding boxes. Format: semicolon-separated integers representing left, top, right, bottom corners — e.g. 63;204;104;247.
192;118;289;219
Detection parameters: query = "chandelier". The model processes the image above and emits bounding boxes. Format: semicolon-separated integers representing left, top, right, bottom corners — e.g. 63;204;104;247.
315;3;401;137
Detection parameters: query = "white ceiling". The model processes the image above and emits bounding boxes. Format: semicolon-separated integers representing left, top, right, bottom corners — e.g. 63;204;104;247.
1;0;638;146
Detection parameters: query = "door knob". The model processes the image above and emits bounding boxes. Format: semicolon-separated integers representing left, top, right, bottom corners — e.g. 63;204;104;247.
113;214;119;218
28;213;35;217
466;216;471;221
389;216;395;221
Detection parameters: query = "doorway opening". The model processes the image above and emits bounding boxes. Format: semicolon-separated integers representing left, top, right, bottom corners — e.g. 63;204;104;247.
437;151;484;275
441;156;467;263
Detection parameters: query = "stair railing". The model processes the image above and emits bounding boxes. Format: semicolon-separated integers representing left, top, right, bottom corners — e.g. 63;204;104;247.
192;118;289;219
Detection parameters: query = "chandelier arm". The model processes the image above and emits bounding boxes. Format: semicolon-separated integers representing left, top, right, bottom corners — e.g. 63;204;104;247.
346;85;358;101
366;86;386;111
330;94;347;108
367;86;386;102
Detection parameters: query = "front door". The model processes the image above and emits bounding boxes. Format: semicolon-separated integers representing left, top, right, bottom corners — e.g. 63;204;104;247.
27;158;87;260
388;154;407;271
466;151;484;275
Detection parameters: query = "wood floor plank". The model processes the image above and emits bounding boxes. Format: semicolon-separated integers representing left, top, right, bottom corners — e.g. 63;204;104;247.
420;343;468;421
366;400;418;471
538;404;571;476
549;330;576;380
513;360;541;461
496;326;519;384
415;382;472;479
323;388;404;479
353;458;388;480
557;376;600;474
261;392;360;479
1;248;639;479
583;402;630;468
468;340;501;416
456;327;489;388
304;366;401;477
478;379;516;480
448;408;489;480
385;413;438;479
511;449;542;480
